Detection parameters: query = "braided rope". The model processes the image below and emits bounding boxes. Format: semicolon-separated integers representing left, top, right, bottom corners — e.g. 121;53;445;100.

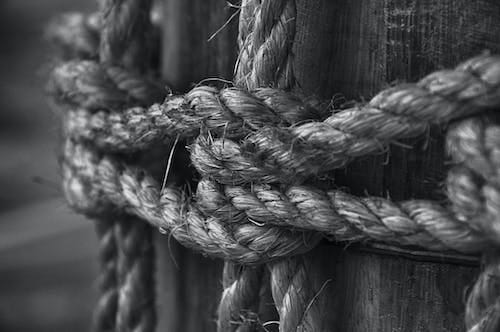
98;0;155;72
47;2;500;330
46;12;100;60
51;55;500;184
48;1;159;331
270;255;333;332
50;62;323;151
52;56;500;261
220;2;299;327
235;0;296;90
93;218;119;331
114;217;155;332
466;252;500;331
217;264;270;332
62;138;319;264
192;55;500;185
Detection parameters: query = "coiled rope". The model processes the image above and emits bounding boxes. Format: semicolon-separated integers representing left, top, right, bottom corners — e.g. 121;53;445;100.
47;0;500;331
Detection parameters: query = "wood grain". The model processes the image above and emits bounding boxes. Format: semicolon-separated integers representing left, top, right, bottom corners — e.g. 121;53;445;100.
158;1;239;331
157;0;500;331
292;0;500;330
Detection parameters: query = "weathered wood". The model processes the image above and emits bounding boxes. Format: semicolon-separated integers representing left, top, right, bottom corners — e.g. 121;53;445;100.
156;0;500;331
292;0;500;331
162;0;239;92
158;1;238;331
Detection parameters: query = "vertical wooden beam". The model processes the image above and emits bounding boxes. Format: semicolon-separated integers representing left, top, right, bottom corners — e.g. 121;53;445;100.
162;0;239;91
156;0;500;330
291;0;500;330
157;1;239;331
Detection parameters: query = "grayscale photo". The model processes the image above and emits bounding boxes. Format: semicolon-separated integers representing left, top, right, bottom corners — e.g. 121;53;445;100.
0;1;499;331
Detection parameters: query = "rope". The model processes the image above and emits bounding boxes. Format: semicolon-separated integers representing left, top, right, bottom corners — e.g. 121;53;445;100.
466;252;500;331
50;56;500;263
217;263;272;332
46;12;100;60
270;255;333;332
48;1;158;331
61;125;320;264
235;0;296;90
47;2;500;330
92;215;155;332
192;55;500;185
93;218;119;331
51;55;500;184
219;2;300;326
50;63;324;151
114;217;155;332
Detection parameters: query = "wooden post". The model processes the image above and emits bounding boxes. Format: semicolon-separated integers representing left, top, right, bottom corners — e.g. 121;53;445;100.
290;0;500;330
157;1;238;331
156;0;500;331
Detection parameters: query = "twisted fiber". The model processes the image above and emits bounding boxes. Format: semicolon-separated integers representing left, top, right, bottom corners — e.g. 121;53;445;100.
58;67;500;256
218;264;271;332
57;63;500;254
61;138;320;264
71;1;158;331
196;178;488;253
191;55;500;185
115;216;155;332
446;115;500;239
50;60;165;112
270;256;332;332
93;219;119;331
466;252;500;332
235;2;326;330
235;0;296;90
218;2;298;329
446;116;500;331
46;12;100;60
51;61;324;151
46;11;161;68
99;0;154;72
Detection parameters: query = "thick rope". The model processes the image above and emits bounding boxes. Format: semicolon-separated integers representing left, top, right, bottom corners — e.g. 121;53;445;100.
93;218;119;331
98;0;154;73
48;1;159;331
466;252;500;331
51;55;500;184
50;61;324;151
235;0;296;90
217;263;271;332
52;56;500;263
48;5;500;329
61;138;320;264
445;115;500;332
270;256;333;332
192;55;500;184
97;1;157;330
93;215;156;332
46;12;100;60
218;2;299;324
114;216;155;332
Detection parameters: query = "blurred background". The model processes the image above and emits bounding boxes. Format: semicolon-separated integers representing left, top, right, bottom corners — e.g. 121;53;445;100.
0;1;99;331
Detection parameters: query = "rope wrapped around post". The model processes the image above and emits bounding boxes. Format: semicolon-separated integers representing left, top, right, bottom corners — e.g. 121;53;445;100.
47;0;500;331
48;1;159;331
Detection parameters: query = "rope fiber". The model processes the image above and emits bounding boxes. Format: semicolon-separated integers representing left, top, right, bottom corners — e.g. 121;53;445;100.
46;0;500;330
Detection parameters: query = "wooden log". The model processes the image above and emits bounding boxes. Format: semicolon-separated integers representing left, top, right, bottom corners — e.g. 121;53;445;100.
157;1;238;331
291;0;500;330
156;0;500;331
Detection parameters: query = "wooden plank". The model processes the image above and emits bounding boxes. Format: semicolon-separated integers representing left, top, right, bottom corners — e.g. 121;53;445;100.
291;0;500;330
157;1;239;331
